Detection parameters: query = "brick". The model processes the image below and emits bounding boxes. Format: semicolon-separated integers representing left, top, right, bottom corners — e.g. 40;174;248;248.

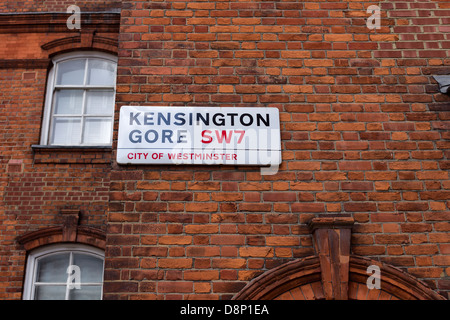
429;233;450;243
408;268;444;279
434;256;450;266
103;282;139;294
404;245;439;255
396;202;428;211
213;282;247;293
352;246;386;256
420;191;450;200
185;225;219;234
392;181;423;190
111;171;143;181
211;235;245;245
361;151;394;160
184;270;219;281
291;203;325;213
159;236;192;245
336;141;369;150
160;192;193;201
315;172;347;180
239;182;271;191
135;202;167;212
188;181;221;190
262;192;297;202
412;151;444;159
291;182;323;191
401;223;433;233
237;225;271;234
266;236;300;246
316;192;349;202
158;259;193;269
424;212;450;221
375;234;410;244
158;281;193;293
185;203;218;212
212;259;246;269
341;182;373;191
239;247;273;257
232;18;261;25
187;248;221;260
137;181;170;190
366;172;397;180
133;247;167;257
389;162;422;170
239;203;272;212
211;192;243;202
368;192;401;201
344;202;377;212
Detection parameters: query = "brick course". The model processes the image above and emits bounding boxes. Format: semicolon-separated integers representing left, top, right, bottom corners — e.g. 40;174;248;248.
0;0;121;13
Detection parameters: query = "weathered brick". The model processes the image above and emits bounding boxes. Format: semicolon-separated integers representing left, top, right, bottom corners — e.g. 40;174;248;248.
158;259;193;269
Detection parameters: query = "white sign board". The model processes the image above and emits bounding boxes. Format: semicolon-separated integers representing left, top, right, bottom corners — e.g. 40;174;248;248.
117;106;281;166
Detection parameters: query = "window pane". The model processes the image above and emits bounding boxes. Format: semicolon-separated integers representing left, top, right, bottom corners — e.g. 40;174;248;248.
69;286;102;300
51;118;81;145
56;59;86;85
54;90;83;114
36;253;70;283
83;118;111;145
85;90;115;115
87;59;116;86
34;285;66;300
72;253;104;283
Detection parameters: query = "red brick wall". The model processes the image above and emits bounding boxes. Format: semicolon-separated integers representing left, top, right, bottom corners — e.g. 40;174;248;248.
105;0;450;300
0;10;118;299
0;67;112;299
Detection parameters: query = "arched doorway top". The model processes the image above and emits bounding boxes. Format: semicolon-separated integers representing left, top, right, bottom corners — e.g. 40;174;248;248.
232;256;322;300
233;255;446;300
349;255;445;300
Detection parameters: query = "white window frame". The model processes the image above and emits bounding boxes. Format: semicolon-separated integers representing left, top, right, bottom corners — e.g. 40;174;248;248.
40;51;117;146
23;243;105;300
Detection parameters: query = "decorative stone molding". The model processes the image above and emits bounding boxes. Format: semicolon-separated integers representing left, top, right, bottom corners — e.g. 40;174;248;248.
60;209;80;242
308;214;354;300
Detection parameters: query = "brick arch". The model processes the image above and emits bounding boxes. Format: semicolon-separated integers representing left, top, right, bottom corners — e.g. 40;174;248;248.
233;257;323;300
41;31;118;57
233;216;446;301
348;256;445;300
17;210;106;251
233;255;445;300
